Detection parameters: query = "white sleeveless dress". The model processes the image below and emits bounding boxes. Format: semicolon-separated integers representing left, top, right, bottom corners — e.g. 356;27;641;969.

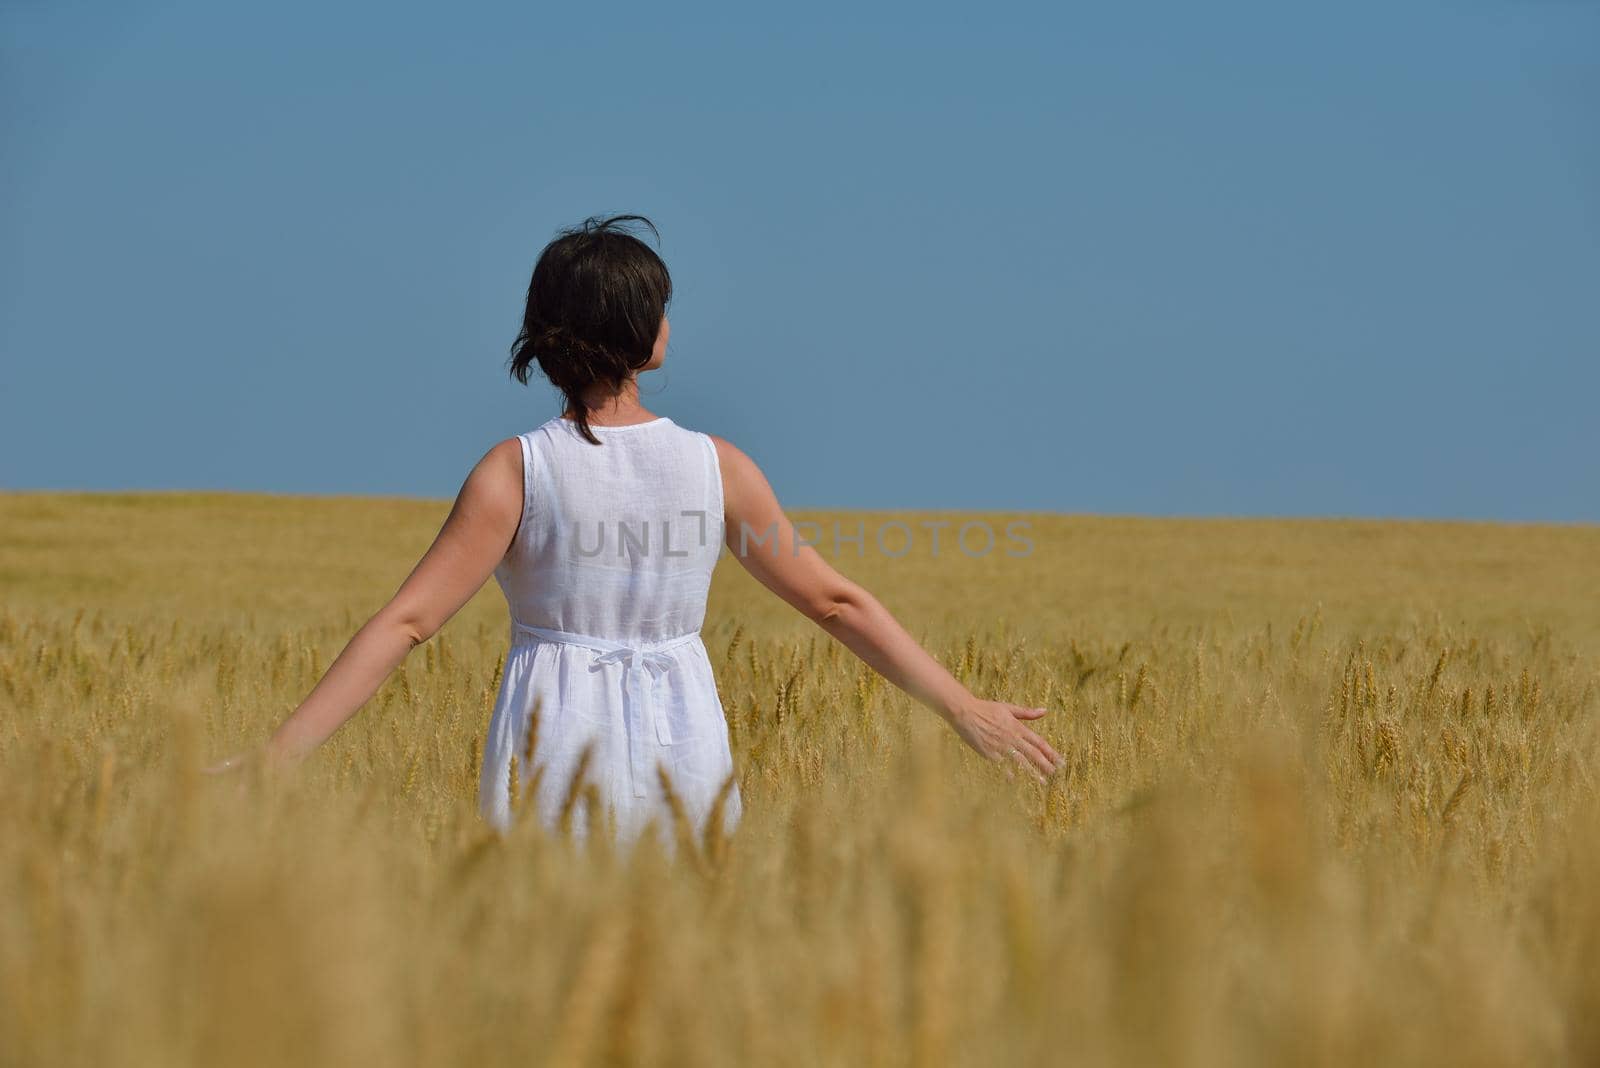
477;414;741;848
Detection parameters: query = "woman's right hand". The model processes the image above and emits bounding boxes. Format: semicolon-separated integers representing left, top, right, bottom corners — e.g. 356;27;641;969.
945;698;1065;783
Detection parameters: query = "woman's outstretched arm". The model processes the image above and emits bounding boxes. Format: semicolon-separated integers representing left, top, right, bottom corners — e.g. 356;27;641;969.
710;436;1064;783
205;437;525;774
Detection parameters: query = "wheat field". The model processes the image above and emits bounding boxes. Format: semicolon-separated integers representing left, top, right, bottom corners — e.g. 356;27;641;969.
2;490;1598;1067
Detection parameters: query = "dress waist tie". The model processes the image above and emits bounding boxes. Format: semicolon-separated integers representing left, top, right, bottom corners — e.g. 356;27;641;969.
510;619;700;798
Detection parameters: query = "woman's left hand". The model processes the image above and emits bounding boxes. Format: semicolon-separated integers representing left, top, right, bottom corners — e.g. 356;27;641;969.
202;749;259;776
203;741;299;781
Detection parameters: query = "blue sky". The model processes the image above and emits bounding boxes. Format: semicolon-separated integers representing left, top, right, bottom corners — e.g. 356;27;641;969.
3;0;1596;520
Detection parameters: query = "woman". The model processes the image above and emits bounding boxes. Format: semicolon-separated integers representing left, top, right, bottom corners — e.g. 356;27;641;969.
207;214;1063;846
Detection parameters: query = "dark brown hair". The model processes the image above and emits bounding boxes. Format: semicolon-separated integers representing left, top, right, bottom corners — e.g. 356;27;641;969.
507;213;672;444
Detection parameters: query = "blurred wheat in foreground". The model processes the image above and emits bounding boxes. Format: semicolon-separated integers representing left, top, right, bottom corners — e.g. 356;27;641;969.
2;491;1598;1067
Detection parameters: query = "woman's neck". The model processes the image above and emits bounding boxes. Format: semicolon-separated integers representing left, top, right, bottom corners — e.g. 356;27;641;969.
563;379;655;426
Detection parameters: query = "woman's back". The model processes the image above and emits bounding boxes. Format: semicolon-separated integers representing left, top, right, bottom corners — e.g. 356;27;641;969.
493;414;724;640
481;413;738;846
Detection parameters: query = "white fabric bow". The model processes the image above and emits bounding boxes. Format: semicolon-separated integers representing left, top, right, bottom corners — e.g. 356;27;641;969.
590;645;677;794
509;620;696;800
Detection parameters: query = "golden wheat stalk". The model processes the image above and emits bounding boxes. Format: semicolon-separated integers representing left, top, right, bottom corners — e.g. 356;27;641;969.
510;697;546;823
1440;769;1475;828
701;769;738;866
558;741;596;839
655;761;699;865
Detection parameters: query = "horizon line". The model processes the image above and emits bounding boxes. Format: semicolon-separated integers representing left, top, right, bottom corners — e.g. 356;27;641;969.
2;486;1596;530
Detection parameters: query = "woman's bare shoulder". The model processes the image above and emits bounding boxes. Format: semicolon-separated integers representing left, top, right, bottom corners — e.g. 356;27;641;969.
483;434;524;471
705;433;763;485
704;433;785;521
464;436;525;505
704;432;743;462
